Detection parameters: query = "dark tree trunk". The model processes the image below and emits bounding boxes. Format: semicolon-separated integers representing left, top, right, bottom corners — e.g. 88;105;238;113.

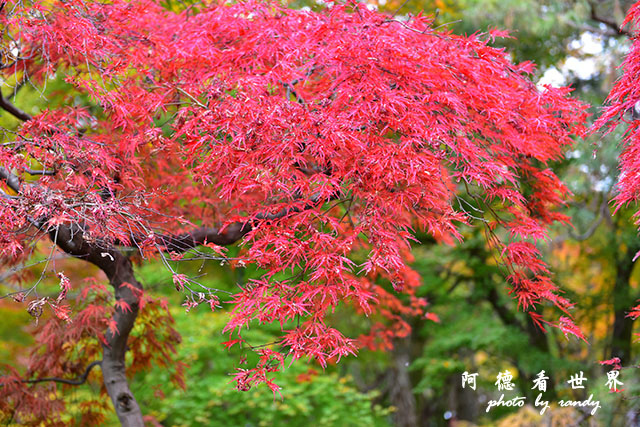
610;244;638;364
51;225;144;426
524;314;557;400
101;255;144;426
486;287;557;398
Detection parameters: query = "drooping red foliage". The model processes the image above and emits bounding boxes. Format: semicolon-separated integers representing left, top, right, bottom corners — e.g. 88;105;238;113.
0;0;587;421
593;0;640;334
594;1;640;214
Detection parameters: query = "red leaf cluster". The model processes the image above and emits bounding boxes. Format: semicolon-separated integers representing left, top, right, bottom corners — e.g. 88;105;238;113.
594;2;640;222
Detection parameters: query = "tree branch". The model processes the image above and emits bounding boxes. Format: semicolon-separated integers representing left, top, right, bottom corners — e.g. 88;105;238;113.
0;93;32;122
157;191;340;253
589;2;632;37
24;361;101;386
0;166;21;193
552;196;609;246
24;167;55;176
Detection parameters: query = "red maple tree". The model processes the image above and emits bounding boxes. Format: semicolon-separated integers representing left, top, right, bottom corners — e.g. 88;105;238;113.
594;0;640;344
0;0;587;424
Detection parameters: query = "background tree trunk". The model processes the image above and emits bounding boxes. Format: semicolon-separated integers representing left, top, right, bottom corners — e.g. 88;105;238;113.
389;337;418;427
